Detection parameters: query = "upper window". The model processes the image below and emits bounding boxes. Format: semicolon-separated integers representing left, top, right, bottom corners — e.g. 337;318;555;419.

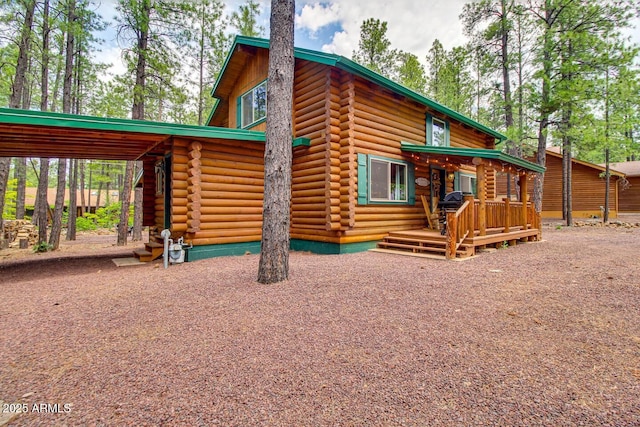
240;80;267;128
370;158;407;202
427;114;450;147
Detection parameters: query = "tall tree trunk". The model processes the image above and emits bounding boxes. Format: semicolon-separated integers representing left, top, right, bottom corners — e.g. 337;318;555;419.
119;0;151;246
132;161;143;241
14;158;26;219
257;0;295;284
49;159;67;250
197;1;206;126
50;0;75;249
66;159;77;240
79;160;85;216
36;160;50;244
117;163;133;245
533;1;553;213
604;148;610;223
0;0;36;232
35;0;51;244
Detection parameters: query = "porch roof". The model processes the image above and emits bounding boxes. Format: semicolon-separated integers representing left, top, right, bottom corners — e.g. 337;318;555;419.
400;142;546;174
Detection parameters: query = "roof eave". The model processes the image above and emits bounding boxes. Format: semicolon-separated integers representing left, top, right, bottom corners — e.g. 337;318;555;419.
211;36;507;142
401;142;545;174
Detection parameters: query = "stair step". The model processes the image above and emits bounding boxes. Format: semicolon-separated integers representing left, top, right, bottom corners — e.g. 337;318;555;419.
377;241;447;253
145;241;164;260
133;249;154;262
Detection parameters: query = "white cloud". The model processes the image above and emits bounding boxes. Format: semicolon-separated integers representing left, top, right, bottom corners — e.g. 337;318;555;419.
295;2;342;34
297;0;470;66
94;45;127;79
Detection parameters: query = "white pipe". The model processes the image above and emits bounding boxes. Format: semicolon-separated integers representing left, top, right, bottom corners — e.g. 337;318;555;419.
161;229;171;269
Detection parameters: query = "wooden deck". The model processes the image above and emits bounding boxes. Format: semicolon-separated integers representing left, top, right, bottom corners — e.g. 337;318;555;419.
376;225;541;260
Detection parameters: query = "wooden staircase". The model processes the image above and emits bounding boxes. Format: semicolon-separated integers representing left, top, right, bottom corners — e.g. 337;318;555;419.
133;241;164;262
375;230;474;259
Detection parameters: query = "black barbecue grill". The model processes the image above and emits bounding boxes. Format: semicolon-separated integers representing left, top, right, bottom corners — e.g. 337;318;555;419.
437;191;464;235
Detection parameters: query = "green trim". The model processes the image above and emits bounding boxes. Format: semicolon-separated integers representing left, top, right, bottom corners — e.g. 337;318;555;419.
400;142;546;174
290;239;378;254
186;239;378;260
210;36;507;142
427;114;450;147
0;107;266;142
357;153;368;205
292;137;311;147
366;154;414;205
186;241;261;261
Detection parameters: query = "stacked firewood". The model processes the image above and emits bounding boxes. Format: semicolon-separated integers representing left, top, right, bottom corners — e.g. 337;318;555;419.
3;220;38;248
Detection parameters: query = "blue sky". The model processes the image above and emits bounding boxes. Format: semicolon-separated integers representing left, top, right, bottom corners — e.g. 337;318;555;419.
96;0;639;78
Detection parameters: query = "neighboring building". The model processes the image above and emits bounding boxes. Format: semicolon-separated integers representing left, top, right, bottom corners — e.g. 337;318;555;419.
607;161;640;213
0;36;544;260
497;147;625;219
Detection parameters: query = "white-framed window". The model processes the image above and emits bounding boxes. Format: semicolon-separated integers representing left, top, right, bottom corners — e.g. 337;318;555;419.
369;157;408;202
427;114;450;147
240;80;267;128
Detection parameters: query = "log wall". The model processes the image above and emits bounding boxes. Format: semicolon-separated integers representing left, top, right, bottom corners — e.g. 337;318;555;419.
619;176;640;212
496;154;620;218
170;137;265;244
347;76;428;242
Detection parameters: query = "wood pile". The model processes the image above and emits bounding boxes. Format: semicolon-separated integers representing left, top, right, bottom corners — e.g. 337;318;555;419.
3;220;38;248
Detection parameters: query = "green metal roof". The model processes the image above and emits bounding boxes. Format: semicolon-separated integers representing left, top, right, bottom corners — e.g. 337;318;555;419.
210;36;507;142
400;142;546;174
0;108;265;141
0;108;265;160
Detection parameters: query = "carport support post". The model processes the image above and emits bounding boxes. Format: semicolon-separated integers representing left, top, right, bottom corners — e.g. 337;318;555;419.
477;162;486;236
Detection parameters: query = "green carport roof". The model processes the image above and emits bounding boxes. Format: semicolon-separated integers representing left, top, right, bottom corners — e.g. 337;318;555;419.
401;142;546;174
0;108;265;160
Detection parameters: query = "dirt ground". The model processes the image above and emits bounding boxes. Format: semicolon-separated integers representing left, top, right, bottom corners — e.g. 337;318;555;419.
1;218;639;426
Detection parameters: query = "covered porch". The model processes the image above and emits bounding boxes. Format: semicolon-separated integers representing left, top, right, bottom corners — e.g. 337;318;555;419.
377;143;545;259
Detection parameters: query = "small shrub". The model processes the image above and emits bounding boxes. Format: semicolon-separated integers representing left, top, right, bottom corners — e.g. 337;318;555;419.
33;241;52;253
76;215;97;231
556;225;562;230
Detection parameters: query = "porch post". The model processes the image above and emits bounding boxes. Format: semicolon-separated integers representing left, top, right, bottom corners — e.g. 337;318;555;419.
520;172;528;230
477;162;486;236
503;197;510;233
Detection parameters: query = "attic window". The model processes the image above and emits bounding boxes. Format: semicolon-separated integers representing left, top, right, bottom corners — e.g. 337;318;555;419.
240;80;267;128
427;114;450;147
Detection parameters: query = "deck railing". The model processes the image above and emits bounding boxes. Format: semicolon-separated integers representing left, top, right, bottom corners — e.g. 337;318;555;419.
445;200;471;259
472;198;535;232
444;197;541;258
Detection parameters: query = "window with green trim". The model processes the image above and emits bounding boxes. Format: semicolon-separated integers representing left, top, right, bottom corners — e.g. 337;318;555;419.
427;114;450;147
357;154;415;205
239;80;267;128
370;158;407;202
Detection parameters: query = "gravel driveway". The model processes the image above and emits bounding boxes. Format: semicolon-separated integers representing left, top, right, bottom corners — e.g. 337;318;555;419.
1;221;639;426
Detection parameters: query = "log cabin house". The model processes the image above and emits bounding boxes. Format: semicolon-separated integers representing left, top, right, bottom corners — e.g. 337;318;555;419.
497;148;625;219
607;161;640;213
0;36;545;261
